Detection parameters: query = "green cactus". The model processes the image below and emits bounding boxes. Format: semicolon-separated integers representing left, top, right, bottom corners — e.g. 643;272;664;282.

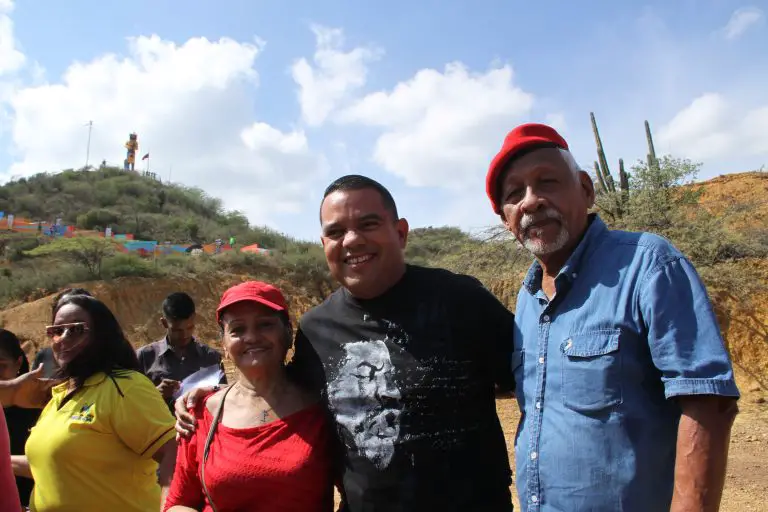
594;161;608;193
645;120;658;170
618;158;630;207
590;112;615;193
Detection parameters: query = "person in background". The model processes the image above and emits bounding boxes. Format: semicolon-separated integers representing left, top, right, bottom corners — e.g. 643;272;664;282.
164;281;334;512
0;329;40;509
486;122;740;511
33;288;94;378
137;292;226;408
12;294;177;511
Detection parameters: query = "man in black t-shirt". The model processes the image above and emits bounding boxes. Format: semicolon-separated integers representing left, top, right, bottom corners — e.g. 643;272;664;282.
176;175;515;511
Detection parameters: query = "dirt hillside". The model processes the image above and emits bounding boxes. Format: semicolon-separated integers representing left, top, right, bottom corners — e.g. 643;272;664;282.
695;171;768;229
0;274;324;356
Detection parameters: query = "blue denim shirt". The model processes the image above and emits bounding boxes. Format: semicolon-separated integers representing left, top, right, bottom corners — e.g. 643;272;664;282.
512;214;740;512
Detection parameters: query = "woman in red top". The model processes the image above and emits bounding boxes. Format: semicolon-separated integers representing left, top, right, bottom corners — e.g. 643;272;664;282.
164;281;334;512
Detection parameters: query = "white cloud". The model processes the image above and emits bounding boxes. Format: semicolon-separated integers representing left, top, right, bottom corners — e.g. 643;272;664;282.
291;25;381;127
658;92;768;161
3;34;328;224
338;62;534;189
657;93;733;160
545;112;567;133
0;0;25;76
723;7;764;40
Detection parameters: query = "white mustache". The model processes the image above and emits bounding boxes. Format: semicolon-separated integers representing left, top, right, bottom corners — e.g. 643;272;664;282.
520;208;562;230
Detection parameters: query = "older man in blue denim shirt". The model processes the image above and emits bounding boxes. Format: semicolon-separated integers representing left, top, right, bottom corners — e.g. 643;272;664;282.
485;123;740;511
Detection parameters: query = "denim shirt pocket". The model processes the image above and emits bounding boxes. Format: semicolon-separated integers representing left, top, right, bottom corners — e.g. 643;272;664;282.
561;330;623;413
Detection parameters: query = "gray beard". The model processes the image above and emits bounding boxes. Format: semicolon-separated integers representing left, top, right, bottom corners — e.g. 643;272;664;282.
522;224;570;256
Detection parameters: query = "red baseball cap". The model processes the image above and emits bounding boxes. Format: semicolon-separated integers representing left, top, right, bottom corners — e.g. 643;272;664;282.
216;281;288;322
486;123;569;214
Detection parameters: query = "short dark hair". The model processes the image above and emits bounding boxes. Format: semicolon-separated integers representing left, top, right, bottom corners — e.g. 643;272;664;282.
52;288;93;320
53;295;140;388
0;329;30;376
162;292;196;321
320;174;399;222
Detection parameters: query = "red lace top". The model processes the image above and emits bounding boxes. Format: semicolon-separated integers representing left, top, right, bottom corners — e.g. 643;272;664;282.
164;394;333;512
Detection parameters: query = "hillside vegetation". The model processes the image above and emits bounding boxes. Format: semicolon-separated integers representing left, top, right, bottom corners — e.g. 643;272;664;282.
0;166;329;305
1;156;767;322
0;166;298;248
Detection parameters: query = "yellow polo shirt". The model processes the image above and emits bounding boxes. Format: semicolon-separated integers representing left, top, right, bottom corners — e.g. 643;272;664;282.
25;370;176;512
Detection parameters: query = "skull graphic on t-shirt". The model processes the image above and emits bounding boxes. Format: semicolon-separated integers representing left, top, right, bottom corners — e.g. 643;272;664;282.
327;339;402;470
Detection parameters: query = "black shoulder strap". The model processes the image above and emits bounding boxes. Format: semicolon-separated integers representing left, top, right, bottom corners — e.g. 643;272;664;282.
200;384;235;512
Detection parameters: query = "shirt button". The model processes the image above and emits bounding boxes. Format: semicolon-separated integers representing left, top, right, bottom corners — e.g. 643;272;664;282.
542;315;550;322
564;339;573;350
535;401;542;409
531;451;538;460
531;495;538;503
572;272;578;278
538;356;545;364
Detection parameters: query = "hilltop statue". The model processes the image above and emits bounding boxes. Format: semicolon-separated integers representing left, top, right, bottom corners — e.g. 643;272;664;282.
124;132;139;171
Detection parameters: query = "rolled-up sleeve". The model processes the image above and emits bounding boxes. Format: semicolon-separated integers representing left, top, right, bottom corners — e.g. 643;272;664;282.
640;256;740;399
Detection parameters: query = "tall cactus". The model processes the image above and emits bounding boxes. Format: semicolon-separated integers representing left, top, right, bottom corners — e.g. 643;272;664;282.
594;161;608;193
618;158;629;192
618;158;630;207
645;120;658;171
590;112;615;193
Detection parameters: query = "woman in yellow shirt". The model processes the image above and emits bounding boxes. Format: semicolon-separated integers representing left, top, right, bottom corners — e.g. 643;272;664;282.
12;293;177;512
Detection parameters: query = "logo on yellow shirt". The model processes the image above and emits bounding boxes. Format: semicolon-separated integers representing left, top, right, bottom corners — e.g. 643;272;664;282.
71;403;95;423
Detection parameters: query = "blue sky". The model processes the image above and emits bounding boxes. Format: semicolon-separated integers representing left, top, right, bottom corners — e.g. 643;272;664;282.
1;0;766;241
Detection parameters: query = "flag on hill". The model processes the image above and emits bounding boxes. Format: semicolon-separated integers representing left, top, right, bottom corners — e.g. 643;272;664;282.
141;153;149;160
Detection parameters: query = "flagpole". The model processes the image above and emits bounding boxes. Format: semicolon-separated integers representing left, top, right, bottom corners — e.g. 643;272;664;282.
84;120;93;169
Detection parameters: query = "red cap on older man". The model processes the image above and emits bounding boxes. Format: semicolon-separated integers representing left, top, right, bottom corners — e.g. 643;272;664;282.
216;281;288;322
485;123;569;214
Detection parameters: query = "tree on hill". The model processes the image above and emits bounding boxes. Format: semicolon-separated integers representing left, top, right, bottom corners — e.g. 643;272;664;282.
25;237;119;279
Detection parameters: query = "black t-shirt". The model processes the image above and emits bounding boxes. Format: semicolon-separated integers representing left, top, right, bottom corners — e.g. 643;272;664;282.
290;265;515;512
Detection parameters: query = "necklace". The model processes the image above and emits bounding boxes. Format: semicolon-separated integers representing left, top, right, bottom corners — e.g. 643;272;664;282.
235;381;279;424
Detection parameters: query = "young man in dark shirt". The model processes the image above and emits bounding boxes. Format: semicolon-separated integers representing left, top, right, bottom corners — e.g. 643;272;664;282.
176;176;515;511
136;292;226;408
